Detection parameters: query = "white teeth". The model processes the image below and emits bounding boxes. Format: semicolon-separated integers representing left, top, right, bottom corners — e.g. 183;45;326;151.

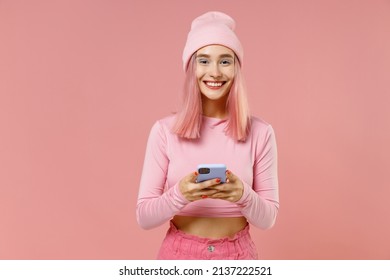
206;82;223;87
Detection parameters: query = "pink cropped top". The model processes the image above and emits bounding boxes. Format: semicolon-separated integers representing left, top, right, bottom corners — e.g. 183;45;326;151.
136;115;279;230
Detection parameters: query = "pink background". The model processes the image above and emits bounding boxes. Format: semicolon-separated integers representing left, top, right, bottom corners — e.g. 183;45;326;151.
1;0;389;259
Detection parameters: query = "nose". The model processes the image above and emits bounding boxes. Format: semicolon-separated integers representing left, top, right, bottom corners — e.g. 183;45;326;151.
209;63;222;79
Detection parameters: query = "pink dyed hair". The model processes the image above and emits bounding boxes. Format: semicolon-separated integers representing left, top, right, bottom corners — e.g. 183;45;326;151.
172;53;251;141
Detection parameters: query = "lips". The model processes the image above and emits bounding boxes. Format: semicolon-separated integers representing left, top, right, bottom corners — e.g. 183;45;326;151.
204;81;226;89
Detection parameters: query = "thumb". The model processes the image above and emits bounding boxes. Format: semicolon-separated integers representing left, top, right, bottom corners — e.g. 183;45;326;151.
186;171;198;183
225;170;236;183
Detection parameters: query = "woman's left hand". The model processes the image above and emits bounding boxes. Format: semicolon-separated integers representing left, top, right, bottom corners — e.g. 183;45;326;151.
206;170;244;203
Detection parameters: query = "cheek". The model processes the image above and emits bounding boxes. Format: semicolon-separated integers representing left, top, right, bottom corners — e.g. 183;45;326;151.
225;68;235;80
196;69;204;81
196;72;206;88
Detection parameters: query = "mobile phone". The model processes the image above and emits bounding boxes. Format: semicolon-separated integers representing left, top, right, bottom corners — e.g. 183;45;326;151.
197;164;226;183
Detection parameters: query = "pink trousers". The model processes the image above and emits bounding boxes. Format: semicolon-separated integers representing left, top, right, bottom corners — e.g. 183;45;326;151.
157;221;258;260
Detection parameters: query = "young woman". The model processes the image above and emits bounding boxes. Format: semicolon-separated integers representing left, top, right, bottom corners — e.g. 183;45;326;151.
137;11;279;260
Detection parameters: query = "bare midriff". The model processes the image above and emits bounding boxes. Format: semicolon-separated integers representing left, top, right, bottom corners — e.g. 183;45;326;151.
172;215;248;239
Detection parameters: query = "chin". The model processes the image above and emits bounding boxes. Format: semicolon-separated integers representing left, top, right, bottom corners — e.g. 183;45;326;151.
201;90;229;100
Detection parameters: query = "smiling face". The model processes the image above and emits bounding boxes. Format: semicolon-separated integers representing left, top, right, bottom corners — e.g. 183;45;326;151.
195;45;235;102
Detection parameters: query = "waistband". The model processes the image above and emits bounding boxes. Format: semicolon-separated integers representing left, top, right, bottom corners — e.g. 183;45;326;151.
160;221;255;259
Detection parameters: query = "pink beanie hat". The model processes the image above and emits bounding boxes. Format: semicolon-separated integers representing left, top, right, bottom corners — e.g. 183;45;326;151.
182;11;243;71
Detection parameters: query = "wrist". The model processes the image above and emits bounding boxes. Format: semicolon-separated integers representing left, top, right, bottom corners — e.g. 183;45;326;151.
236;181;251;206
172;183;190;207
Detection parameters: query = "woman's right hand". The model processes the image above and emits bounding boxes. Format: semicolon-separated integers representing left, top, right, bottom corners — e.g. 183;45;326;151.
179;171;221;202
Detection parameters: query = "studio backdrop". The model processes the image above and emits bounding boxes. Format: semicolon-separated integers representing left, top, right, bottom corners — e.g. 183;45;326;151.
0;0;389;259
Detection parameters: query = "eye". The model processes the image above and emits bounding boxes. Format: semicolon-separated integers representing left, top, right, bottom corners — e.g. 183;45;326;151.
197;58;209;65
220;59;233;65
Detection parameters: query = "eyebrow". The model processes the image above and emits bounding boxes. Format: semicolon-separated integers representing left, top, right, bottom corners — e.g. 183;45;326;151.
196;53;234;59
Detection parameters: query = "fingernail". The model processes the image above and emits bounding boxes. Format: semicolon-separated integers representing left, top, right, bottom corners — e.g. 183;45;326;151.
226;170;231;175
194;171;198;176
201;195;208;199
216;178;221;183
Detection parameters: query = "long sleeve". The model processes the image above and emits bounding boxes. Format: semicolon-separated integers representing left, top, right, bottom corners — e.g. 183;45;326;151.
236;125;279;229
136;121;189;230
137;116;279;230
